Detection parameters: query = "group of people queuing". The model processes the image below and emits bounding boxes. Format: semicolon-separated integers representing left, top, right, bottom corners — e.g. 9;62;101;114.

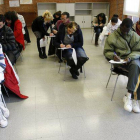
32;10;88;80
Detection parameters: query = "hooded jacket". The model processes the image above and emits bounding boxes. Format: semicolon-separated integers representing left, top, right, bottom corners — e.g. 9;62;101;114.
104;27;140;60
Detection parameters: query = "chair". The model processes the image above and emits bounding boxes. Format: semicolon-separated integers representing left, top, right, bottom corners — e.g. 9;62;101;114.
106;63;128;101
91;16;108;43
58;48;86;81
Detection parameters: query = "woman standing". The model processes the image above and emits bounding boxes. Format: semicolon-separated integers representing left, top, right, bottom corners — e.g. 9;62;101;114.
32;10;53;59
92;13;106;46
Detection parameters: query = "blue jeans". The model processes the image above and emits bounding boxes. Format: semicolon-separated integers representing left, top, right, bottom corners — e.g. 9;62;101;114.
62;47;88;71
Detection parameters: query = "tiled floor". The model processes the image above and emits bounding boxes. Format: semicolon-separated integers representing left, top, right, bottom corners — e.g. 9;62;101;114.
1;29;140;140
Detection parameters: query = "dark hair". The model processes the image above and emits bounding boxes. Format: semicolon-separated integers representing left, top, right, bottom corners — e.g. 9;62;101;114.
97;13;106;24
67;21;78;30
0;14;5;23
111;17;118;23
4;11;18;30
121;18;133;28
113;14;119;18
61;12;70;18
55;11;61;17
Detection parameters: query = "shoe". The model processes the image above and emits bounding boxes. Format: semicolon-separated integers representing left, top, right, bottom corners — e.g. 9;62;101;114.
75;70;79;76
39;53;44;59
69;69;78;79
0;102;10;118
132;100;140;113
123;95;132;112
0;109;8;128
43;54;47;59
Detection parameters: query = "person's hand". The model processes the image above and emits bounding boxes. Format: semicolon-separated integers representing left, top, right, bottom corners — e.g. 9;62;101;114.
113;54;120;61
66;45;72;48
95;24;99;26
100;24;103;27
50;33;54;36
60;44;65;48
124;57;131;63
53;30;57;34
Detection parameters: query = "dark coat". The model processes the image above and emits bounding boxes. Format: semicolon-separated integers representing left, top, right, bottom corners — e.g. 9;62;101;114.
54;23;83;49
0;25;16;53
32;16;52;38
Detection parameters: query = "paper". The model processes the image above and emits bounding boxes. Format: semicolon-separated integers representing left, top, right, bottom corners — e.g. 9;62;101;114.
40;38;47;48
58;48;77;65
9;0;20;7
109;59;127;64
20;0;32;4
49;35;56;38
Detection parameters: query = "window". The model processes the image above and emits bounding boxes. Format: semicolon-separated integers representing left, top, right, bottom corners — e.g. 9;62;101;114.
123;0;140;17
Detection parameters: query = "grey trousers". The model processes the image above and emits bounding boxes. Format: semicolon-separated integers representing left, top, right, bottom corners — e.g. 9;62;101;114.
116;59;140;100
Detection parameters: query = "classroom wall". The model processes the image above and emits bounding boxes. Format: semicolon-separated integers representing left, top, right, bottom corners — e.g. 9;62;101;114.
0;4;5;14
109;0;124;20
2;0;124;26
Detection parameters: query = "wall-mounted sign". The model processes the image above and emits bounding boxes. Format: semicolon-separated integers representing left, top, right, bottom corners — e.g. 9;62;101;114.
20;0;32;4
9;0;20;7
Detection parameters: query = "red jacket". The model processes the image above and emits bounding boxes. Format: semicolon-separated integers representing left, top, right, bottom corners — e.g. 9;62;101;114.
14;20;25;50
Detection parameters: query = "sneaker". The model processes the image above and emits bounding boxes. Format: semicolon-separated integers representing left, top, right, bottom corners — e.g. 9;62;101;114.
0;109;8;128
0;102;10;118
132;100;140;113
123;95;132;112
43;54;47;59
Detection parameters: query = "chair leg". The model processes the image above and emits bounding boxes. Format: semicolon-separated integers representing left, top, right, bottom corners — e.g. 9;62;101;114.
2;84;9;98
91;32;94;43
83;65;86;78
20;53;23;62
106;71;112;88
58;62;61;73
111;75;119;101
64;62;67;81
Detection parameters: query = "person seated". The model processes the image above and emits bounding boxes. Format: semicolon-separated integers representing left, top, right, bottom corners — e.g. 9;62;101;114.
52;11;61;25
133;19;140;36
99;16;121;42
16;12;31;44
108;14;122;25
4;11;25;52
104;18;140;113
54;21;88;79
32;10;53;59
0;14;17;65
92;13;107;46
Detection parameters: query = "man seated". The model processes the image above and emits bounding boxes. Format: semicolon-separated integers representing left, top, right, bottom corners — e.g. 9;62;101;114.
0;14;16;65
54;21;88;79
104;18;140;113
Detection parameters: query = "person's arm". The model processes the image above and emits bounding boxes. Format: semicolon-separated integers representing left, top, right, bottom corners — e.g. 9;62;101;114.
93;17;98;26
127;32;140;60
54;31;61;48
2;27;16;52
70;28;83;48
104;36;115;60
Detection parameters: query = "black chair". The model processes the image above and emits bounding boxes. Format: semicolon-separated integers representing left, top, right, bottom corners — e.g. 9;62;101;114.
106;63;128;101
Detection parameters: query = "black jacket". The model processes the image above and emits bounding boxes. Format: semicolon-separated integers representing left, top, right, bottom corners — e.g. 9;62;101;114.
52;14;61;25
0;25;16;53
54;23;83;49
31;16;52;37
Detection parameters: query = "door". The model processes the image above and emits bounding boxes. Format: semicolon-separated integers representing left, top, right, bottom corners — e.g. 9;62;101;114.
83;16;91;28
65;3;75;16
75;16;84;28
56;3;65;13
